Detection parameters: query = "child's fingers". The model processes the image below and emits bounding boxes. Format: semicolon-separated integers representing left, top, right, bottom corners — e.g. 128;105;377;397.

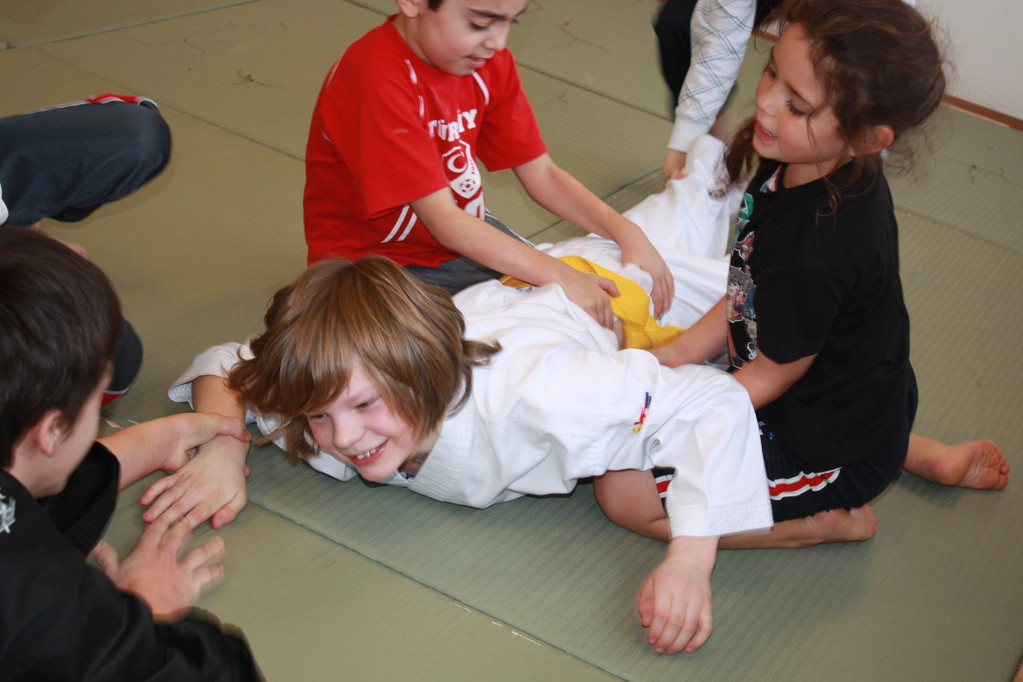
664;593;712;654
154;478;223;529
210;509;233;531
657;272;675;316
639;576;673;646
651;279;671;317
640;573;713;654
597;276;621;299
150;517;191;557
646;590;678;652
199;412;252;446
178;498;217;533
667;595;704;654
182;537;227;596
210;499;244;530
190;562;226;596
140;481;188;524
636;579;655;627
139;475;176;506
181;535;226;574
683;607;713;653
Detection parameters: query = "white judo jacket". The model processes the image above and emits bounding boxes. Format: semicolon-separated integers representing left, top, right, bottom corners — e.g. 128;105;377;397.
169;136;773;539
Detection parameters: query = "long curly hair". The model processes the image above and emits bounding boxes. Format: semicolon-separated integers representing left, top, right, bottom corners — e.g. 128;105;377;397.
724;0;947;212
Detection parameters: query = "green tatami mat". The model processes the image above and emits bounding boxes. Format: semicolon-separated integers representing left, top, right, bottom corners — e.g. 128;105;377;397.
33;0;383;159
502;0;668;118
888;107;1023;254
239;437;1021;681
0;0;257;46
899;209;1022;453
102;479;617;682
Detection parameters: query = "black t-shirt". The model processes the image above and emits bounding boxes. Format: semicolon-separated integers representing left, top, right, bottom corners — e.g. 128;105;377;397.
727;160;910;470
0;443;262;681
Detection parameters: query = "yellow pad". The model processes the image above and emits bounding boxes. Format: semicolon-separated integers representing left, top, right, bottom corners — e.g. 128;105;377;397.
501;256;683;349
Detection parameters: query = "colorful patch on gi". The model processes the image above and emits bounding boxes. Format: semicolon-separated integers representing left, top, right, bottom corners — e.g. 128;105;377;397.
632;392;652;433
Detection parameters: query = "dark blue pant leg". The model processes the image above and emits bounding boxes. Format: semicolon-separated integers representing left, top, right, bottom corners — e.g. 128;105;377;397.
0;101;171;226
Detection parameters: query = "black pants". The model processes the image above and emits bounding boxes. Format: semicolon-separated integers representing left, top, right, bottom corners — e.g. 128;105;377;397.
761;368;919;522
654;0;783;108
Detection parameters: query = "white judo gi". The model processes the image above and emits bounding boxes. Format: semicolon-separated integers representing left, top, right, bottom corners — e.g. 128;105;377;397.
170;136;772;539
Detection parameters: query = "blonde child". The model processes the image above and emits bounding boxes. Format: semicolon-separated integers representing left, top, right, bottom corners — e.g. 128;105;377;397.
596;0;1008;548
160;137;776;655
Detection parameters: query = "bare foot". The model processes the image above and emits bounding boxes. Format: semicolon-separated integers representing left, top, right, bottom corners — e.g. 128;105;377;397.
822;506;879;542
720;506;877;549
903;435;1009;490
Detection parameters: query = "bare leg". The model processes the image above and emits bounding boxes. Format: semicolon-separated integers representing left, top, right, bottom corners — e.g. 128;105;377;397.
903;434;1009;490
593;470;671;542
595;469;879;548
719;506;878;549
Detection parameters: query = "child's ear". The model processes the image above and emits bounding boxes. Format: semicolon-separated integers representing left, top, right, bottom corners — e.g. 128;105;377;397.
34;409;66;457
852;124;895;157
396;0;425;19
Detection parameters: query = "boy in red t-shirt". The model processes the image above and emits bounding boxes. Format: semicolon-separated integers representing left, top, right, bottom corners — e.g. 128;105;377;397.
304;0;673;327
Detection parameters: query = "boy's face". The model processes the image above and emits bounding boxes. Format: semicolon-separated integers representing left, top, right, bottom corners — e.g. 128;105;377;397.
397;0;529;76
305;358;428;482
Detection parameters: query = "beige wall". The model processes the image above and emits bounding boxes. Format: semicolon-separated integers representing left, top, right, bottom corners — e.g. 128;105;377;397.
923;0;1023;119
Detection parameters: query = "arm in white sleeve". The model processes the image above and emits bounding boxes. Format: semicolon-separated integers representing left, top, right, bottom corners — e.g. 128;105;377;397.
168;342;360;483
167;342;252;411
668;0;756;153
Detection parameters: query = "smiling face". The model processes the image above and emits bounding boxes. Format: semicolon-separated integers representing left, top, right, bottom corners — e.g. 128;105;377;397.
305;357;430;481
396;0;528;76
751;22;852;188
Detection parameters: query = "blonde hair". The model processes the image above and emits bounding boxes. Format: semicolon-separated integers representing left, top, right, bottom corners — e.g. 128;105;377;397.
228;256;500;461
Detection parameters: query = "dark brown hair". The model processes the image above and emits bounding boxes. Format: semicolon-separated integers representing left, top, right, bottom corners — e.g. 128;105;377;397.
0;229;121;467
724;0;947;210
228;256;500;461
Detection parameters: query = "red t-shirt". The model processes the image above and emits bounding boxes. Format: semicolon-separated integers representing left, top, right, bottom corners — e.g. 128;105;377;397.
304;16;548;267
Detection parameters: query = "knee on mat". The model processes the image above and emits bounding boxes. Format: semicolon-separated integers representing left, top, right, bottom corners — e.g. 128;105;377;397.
122;104;172;179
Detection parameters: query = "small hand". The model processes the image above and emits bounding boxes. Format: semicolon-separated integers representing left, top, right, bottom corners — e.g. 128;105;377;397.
619;231;674;317
558;267;620;328
91;519;226;622
637;547;715;654
662;149;688;185
141;431;250;531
